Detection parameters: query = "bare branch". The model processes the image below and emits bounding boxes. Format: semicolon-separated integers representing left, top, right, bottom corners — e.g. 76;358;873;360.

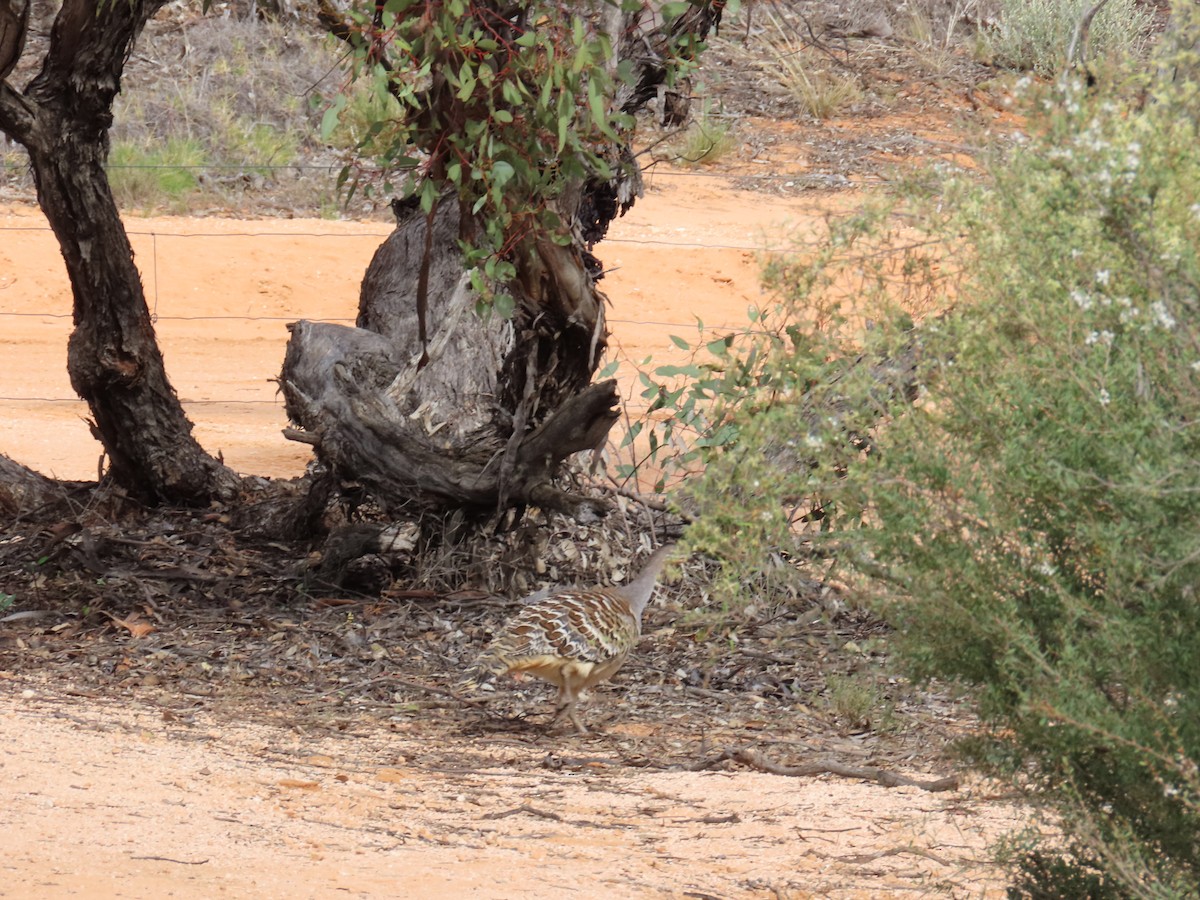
1065;0;1113;79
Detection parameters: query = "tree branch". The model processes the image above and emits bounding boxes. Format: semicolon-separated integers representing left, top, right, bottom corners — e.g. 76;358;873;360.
0;78;36;142
0;0;29;81
0;455;88;519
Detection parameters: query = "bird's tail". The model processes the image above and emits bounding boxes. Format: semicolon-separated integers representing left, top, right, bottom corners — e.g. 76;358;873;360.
456;651;508;696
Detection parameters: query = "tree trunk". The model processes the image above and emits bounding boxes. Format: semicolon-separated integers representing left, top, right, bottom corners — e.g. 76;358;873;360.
287;0;726;519
281;192;619;518
0;0;239;504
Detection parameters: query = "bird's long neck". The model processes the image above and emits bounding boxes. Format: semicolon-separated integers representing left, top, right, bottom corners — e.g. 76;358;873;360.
620;543;675;618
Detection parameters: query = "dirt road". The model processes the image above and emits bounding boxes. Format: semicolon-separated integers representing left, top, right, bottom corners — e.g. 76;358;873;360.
2;674;1019;898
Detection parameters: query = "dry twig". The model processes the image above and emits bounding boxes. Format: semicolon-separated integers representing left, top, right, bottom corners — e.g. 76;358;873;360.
673;747;959;791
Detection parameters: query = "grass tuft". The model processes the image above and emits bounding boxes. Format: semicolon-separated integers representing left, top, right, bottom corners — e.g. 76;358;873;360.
760;11;863;120
672;100;738;167
108;138;208;212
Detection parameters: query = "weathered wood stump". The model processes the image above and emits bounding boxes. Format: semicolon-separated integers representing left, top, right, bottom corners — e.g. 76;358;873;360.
279;201;619;521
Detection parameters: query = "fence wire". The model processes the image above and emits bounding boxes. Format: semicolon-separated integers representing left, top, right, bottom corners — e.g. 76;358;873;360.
0;176;819;408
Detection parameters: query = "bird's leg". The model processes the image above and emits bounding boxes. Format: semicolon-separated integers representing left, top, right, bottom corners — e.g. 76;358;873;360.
567;703;588;735
551;678;588;735
551;698;588;734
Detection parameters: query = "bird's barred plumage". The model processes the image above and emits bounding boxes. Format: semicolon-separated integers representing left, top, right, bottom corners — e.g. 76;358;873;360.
467;544;676;733
481;588;639;673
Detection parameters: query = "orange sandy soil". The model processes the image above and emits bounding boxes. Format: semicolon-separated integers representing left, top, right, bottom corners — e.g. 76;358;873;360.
0;175;1033;896
2;677;1022;899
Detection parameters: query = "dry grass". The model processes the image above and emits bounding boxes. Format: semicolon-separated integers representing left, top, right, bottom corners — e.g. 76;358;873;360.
667;99;739;167
759;10;863;120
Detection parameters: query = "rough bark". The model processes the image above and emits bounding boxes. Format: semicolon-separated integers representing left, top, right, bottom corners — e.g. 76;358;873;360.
0;0;239;505
0;0;29;80
281;318;618;519
0;455;86;519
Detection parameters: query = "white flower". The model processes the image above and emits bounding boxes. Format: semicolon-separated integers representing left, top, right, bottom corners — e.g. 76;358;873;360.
1095;270;1111;286
1150;300;1177;330
1085;330;1114;347
1070;289;1093;310
1099;388;1111;406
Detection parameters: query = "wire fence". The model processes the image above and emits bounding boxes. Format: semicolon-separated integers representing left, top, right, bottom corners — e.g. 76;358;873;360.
0;207;808;409
0;157;870;185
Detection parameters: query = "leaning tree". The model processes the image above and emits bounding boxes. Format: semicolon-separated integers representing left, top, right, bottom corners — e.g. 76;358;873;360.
0;0;242;506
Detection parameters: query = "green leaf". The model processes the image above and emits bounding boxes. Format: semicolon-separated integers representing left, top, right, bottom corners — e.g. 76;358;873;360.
493;293;516;319
501;80;523;106
457;71;477;101
598;360;620;379
419;178;437;214
491;160;515;189
320;94;346;142
587;77;606;129
556;89;573;152
660;1;691;21
656;363;705;378
707;337;732;356
620;421;644;448
493;109;514;124
670;334;691;350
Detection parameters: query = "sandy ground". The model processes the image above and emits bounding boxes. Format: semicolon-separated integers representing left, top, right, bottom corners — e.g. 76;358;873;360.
0;179;1031;897
1;675;1022;899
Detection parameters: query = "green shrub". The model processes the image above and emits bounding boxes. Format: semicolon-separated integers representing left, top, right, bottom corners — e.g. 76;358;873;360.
985;0;1151;75
665;198;948;603
851;48;1200;891
675;15;1200;896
